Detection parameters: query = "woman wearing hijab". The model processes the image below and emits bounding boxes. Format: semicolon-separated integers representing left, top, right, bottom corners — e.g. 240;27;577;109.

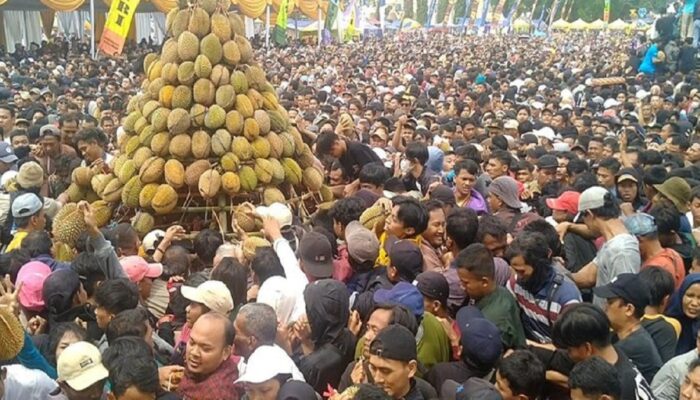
666;274;700;354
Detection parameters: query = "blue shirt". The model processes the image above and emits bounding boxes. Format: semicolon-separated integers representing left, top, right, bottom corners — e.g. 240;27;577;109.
639;44;658;75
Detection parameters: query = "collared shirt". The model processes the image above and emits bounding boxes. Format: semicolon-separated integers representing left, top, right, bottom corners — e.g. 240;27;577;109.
455;189;488;215
420;240;443;272
5;230;27;252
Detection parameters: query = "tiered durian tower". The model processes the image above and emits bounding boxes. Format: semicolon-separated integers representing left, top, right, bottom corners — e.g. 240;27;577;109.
54;0;331;246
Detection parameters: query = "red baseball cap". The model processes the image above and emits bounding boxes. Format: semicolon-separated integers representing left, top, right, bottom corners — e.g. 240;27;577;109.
546;191;580;215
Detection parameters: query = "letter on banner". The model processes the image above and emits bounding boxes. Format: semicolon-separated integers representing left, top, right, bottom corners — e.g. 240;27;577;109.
99;0;142;56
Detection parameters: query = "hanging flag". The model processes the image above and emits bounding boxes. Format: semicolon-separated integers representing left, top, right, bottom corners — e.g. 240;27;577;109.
345;6;356;41
324;0;339;42
459;0;472;28
99;0;141;56
477;0;490;27
426;0;438;26
548;0;560;26
492;0;507;24
273;0;290;46
603;0;610;22
469;0;481;27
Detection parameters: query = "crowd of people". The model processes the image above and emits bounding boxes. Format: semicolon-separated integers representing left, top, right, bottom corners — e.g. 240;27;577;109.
2;7;700;399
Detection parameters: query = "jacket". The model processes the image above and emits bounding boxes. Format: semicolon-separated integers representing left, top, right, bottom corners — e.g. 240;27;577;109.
300;280;356;393
651;348;698;400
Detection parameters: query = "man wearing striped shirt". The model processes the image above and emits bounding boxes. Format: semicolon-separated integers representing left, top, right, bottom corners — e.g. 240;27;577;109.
506;232;582;344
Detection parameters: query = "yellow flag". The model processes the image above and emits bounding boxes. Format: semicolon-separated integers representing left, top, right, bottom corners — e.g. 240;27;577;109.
99;0;141;56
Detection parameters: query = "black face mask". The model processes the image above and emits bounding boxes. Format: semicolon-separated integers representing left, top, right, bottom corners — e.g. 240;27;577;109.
13;146;30;160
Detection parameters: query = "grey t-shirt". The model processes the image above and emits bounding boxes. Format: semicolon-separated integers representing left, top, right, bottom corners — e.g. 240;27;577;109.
593;233;641;308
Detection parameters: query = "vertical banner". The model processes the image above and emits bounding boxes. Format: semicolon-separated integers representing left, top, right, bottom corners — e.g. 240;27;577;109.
323;0;338;42
477;0;490;28
529;0;538;21
99;0;141;56
273;0;289;45
460;0;472;32
492;0;507;24
603;0;610;22
548;0;559;27
470;0;481;25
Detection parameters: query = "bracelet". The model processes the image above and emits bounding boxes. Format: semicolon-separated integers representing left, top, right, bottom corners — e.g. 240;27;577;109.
155;247;165;254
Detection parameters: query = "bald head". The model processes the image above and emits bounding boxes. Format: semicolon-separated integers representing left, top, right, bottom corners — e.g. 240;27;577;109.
195;312;235;347
186;312;234;376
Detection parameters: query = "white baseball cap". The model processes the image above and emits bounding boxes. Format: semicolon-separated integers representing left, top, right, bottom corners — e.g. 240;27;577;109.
181;280;234;315
143;229;165;253
235;345;299;384
57;341;109;391
575;186;610;221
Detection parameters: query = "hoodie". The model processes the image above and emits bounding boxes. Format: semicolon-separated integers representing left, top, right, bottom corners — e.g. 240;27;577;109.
299;279;356;393
666;273;700;355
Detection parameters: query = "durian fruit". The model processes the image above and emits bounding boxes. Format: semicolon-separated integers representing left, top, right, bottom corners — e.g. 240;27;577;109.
152;185;178;214
199;169;221;200
0;307;24;361
72;166;94;188
53;203;87;246
132;211;155;236
242;236;271;261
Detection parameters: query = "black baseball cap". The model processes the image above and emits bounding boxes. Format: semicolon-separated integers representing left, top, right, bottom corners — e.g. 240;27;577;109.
389;240;424;281
42;269;81;312
537;154;558;170
456;306;503;368
593;273;650;310
298;232;333;279
415;271;449;306
369;324;417;362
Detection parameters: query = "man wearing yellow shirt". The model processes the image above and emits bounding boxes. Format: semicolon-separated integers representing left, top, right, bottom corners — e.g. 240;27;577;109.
377;196;428;267
5;192;46;252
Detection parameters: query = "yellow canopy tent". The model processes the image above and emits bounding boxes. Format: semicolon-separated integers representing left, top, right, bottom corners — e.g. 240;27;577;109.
513;18;530;31
588;19;606;30
608;19;628;30
569;18;588;30
550;19;569;30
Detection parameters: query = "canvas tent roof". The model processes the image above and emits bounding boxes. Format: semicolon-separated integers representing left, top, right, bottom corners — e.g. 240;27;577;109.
0;0;162;12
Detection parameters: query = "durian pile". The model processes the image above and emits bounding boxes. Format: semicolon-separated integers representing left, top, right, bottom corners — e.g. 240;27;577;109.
59;0;331;242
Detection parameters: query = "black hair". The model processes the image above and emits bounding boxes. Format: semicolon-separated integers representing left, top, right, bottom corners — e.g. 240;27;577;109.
329;197;365;227
58;112;80;127
94;278;139;315
552;303;611;349
638;267;675;308
497;350;545;399
359;162;390;187
70;253;105;298
476;215;508;241
569;356;621;400
194;229;224;267
354;384;393;400
489;150;513;170
105;307;149;344
316;132;339;155
9;128;28;141
567;158;590;176
20;230;52;257
453;159;479;176
455;243;494;279
649;205;680;235
587;191;620;220
211;257;248;309
692;185;700;200
572;172;599;193
522;219;562;258
251;247;285;285
392;196;429;236
405;141;430;166
422;199;445;214
236;303;278;345
505;232;552;292
445;208;479;250
597;157;621;174
162;245;191;278
643;165;668;186
73;127;107;146
46;322;87;366
113;223;139;252
102;337;158;397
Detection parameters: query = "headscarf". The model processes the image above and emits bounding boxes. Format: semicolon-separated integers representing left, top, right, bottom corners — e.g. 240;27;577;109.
303;279;350;348
276;380;318;400
666;273;700;355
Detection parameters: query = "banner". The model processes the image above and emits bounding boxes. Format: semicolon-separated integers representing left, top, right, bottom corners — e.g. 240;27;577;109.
470;0;481;25
603;0;610;22
492;0;507;24
99;0;141;56
477;0;490;27
273;0;289;46
548;0;560;27
323;0;338;42
344;5;356;41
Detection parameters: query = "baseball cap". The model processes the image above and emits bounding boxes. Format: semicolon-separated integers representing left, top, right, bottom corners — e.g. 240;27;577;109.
546;191;580;215
604;98;621;109
374;281;424;318
592;273;650;311
575;186;609;220
415;271;449;306
143;229;165;253
0;142;17;164
371;129;388;141
504;119;519;130
181;280;234;314
534;127;556;141
120;256;163;283
40;124;61;138
536;154;558;170
622;213;657;237
488;176;522;210
369;324;417;362
11;192;43;218
255;203;293;227
388;240;424;280
16;161;44;189
57;341;109;391
298;231;333;279
16;261;51;311
456;306;503;368
616;167;640;184
42;269;81;313
236;345;299;384
345;221;380;264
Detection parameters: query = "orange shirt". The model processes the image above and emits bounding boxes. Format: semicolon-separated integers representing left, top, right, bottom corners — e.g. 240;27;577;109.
642;248;686;289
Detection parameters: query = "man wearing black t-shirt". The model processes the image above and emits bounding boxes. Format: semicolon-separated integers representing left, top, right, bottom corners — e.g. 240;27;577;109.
316;132;381;196
550;304;655;400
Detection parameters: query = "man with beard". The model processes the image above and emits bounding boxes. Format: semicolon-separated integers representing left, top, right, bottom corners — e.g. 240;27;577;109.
505;232;581;344
420;200;446;271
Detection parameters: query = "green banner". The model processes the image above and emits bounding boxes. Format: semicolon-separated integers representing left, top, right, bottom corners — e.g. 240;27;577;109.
273;0;289;46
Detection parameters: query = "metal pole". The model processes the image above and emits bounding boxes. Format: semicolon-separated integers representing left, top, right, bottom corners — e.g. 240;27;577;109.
318;6;322;46
265;5;270;50
90;0;96;58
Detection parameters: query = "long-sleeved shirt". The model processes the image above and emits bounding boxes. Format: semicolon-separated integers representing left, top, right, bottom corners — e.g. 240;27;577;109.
273;237;309;297
87;230;126;279
651;347;698;400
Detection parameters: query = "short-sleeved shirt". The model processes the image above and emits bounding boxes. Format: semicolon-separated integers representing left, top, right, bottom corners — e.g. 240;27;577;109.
643;248;685;289
592;233;641;308
642;314;681;363
339;140;381;180
475;286;527;349
614;327;663;384
614;350;656;400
